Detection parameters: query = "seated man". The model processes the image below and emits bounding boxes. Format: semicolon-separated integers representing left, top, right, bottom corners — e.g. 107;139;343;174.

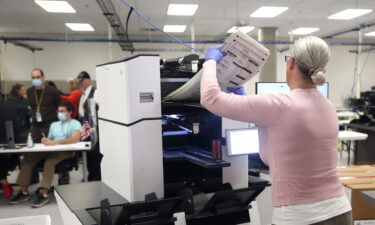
9;101;81;208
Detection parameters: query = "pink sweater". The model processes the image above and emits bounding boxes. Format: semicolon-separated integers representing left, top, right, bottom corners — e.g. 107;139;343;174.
200;60;344;207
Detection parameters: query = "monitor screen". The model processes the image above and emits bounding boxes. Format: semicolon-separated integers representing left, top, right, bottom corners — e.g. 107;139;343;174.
255;82;329;98
226;128;259;156
0;101;27;144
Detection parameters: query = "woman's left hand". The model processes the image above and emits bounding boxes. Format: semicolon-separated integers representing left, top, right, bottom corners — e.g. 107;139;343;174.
227;86;246;95
205;46;227;63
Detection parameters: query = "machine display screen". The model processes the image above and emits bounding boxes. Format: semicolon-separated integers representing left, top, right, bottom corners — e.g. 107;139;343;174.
226;128;259;156
256;82;329;98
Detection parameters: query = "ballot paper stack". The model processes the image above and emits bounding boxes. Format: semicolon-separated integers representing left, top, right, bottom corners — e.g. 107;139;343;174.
163;31;270;102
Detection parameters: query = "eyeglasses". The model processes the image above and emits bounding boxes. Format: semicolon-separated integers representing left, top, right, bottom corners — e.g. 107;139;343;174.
31;76;42;79
285;56;291;62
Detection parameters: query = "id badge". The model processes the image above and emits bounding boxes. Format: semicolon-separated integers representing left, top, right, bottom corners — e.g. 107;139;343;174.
36;111;43;122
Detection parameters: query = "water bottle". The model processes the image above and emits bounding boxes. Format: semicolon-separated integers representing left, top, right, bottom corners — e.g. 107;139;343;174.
27;133;34;148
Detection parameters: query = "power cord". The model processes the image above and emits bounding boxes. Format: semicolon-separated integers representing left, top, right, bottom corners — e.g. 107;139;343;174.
118;0;206;54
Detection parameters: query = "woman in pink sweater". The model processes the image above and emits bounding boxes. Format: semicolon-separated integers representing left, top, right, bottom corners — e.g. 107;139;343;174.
200;36;351;225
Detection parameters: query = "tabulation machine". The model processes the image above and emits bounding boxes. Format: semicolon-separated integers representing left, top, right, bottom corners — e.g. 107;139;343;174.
67;31;271;225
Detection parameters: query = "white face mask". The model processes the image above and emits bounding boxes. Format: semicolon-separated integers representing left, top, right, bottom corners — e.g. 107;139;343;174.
57;112;67;121
32;79;43;87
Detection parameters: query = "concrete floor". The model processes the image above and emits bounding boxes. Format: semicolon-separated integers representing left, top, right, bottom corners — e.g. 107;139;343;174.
0;163;84;225
0;150;353;225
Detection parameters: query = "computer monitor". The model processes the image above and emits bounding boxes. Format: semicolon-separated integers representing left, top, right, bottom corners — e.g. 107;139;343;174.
255;82;329;98
0;100;29;147
0;101;18;147
226;128;259;156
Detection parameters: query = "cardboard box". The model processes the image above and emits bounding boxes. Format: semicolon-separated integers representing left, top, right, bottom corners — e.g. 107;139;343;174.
338;165;375;177
341;177;375;186
339;165;375;222
344;185;375;221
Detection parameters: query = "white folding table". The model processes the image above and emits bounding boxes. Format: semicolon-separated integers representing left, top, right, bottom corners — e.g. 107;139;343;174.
338;131;368;165
0;142;91;182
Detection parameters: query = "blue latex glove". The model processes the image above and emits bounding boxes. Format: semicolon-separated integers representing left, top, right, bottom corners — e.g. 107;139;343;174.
227;86;246;95
205;46;227;63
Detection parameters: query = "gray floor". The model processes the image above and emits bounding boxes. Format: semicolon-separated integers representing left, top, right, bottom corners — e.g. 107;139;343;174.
0;163;84;225
0;150;353;225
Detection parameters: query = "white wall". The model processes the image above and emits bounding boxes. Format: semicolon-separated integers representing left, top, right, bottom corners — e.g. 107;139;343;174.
275;45;375;107
1;40;375;106
1;41;206;80
0;41;208;92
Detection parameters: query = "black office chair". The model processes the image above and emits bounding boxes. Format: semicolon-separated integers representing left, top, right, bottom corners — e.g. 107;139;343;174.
55;155;80;185
34;153;80;186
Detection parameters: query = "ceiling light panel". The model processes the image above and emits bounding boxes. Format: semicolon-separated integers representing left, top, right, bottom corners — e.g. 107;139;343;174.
250;6;288;18
291;27;320;35
163;25;187;33
65;23;94;31
227;26;255;33
365;31;375;36
328;9;372;20
167;4;199;16
34;0;76;13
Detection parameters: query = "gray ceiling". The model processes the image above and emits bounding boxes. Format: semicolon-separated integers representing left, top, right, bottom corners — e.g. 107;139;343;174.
0;0;375;40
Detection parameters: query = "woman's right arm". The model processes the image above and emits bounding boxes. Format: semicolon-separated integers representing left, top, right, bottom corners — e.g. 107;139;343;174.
61;90;81;102
200;60;290;126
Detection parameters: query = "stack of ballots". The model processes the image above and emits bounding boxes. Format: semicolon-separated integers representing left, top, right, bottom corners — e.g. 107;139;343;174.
163;31;270;102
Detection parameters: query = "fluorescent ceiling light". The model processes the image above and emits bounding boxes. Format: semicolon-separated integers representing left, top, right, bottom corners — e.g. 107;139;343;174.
291;27;320;35
163;25;187;33
328;9;372;20
167;4;198;16
227;26;255;33
34;0;76;13
65;23;94;31
365;31;375;36
250;6;288;18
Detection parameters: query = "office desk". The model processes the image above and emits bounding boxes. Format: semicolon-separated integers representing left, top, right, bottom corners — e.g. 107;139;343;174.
337;111;357;118
339;120;351;126
338;131;368;165
0;142;91;182
347;124;375;164
361;191;375;206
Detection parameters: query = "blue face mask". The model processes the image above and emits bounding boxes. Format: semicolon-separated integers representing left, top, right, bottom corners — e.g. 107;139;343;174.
32;79;43;87
57;112;67;121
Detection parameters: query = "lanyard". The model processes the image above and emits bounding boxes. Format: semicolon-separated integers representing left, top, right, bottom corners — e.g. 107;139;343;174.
34;87;45;112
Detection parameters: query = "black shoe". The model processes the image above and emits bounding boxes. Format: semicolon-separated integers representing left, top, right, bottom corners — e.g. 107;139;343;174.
8;192;31;204
32;193;50;208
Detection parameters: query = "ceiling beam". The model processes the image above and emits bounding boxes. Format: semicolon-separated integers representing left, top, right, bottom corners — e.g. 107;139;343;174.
4;40;43;52
96;0;135;52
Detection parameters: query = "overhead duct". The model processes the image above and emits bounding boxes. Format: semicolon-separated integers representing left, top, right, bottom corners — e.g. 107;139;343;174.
5;40;43;52
279;20;375;53
96;0;135;52
1;37;375;48
322;21;375;39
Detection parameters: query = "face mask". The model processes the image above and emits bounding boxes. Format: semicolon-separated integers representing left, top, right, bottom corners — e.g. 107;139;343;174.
57;112;67;121
32;79;42;87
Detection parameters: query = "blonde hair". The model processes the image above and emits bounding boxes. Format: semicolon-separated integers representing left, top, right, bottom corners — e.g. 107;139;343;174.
291;36;330;85
67;77;79;91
